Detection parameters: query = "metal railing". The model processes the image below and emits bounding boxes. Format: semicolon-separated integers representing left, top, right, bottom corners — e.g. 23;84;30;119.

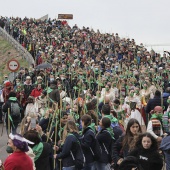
0;27;35;66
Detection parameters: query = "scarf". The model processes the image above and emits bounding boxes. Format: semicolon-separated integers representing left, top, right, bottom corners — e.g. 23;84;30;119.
104;115;119;128
32;142;43;162
87;123;96;133
151;117;161;137
151;113;162;121
162;112;170;133
106;127;115;139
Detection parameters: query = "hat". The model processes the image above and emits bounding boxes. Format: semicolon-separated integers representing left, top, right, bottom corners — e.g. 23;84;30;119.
26;76;31;80
37;76;43;80
154;106;163;113
9;133;34;152
5;81;11;87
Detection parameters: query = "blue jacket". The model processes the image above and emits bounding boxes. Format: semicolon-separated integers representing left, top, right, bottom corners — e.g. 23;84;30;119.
160;135;170;170
146;96;168;114
39;117;49;132
163;92;170;99
56;132;80;167
81;127;96;163
96;129;112;163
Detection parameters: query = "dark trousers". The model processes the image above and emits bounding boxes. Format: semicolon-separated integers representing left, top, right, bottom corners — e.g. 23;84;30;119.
6;121;19;134
0;102;3;121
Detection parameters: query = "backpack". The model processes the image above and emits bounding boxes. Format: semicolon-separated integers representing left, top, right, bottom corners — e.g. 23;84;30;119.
89;129;102;161
11;102;21;118
69;134;85;170
102;130;115;163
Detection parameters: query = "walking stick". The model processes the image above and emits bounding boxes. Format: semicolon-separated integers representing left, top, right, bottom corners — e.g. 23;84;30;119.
53;104;58;169
46;103;57;143
8;108;10;135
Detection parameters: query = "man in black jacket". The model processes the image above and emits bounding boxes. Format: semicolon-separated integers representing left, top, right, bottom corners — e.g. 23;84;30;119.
49;80;60;106
146;90;168;122
24;76;33;99
3;92;22;134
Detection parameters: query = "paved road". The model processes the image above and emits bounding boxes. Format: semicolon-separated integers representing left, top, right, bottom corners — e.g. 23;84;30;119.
0;123;8;162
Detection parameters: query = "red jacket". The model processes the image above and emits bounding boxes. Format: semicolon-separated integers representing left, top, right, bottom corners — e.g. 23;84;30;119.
30;88;42;98
38;56;43;65
4;151;33;170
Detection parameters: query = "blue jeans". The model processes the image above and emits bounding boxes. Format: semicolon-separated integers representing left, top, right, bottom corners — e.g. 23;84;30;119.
82;162;95;170
96;162;111;170
63;166;75;170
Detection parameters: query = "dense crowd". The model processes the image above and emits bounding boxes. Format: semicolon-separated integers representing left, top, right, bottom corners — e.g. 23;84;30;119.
0;16;170;170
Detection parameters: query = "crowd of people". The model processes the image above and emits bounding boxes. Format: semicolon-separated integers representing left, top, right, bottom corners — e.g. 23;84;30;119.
0;16;170;170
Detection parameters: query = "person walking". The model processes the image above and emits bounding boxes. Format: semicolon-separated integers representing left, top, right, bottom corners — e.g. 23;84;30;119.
128;132;163;170
4;133;34;170
112;118;142;170
2;91;22;134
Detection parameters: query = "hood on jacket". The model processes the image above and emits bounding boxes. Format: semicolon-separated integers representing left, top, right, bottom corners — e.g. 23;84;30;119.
104;114;119;127
87;123;96;133
107;127;115;139
9;97;17;101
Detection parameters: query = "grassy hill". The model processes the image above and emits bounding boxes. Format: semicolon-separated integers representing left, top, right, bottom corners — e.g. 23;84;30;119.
0;36;29;84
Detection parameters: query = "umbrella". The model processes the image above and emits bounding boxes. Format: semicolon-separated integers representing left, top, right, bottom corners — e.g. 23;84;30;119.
35;63;52;69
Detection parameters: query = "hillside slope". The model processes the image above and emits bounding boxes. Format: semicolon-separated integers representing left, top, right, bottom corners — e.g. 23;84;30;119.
0;36;29;84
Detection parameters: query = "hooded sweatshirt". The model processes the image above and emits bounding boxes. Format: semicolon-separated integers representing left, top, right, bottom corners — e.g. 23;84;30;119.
104;115;123;140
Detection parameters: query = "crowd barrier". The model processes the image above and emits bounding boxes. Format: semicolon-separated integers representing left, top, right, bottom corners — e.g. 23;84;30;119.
0;27;35;66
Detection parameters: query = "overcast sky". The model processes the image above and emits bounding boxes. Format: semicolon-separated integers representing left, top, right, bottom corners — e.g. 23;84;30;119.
1;0;170;54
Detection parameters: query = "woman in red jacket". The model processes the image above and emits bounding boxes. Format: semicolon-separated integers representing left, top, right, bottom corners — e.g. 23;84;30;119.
30;84;43;98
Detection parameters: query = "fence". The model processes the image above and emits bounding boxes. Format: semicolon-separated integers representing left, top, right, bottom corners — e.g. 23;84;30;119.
0;27;35;66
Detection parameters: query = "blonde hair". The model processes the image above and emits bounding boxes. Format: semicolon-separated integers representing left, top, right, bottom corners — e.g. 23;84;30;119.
62;121;78;143
28;112;37;118
20;116;31;135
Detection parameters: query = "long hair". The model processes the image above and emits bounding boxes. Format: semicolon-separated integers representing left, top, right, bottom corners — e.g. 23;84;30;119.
135;132;158;150
20;116;31;136
86;110;97;125
122;118;142;151
20;117;27;136
62;120;78;143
